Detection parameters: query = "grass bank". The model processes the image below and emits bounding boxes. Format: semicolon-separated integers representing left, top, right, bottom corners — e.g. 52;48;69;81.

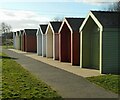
1;53;62;99
87;74;120;94
2;45;14;49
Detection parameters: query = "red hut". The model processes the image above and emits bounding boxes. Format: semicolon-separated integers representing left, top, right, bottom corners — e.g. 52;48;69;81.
23;29;37;52
59;18;84;65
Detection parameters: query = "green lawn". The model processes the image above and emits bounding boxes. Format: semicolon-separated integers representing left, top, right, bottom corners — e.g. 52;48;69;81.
2;45;14;49
86;74;120;94
1;53;62;99
0;52;2;99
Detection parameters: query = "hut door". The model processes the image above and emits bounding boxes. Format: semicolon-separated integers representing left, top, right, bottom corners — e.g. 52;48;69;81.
91;31;99;69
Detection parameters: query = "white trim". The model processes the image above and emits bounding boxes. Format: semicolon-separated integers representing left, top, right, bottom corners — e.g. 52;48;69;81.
79;12;90;32
53;33;55;60
36;26;42;56
58;18;73;33
80;11;103;32
39;24;48;35
100;30;103;74
45;23;49;35
79;11;104;73
45;22;54;35
58;18;65;33
90;12;103;30
23;30;26;35
49;23;55;34
64;19;73;33
80;31;83;68
46;23;54;58
39;27;44;35
36;28;40;36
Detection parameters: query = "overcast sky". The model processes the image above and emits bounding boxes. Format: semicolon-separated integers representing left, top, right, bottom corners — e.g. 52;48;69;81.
0;0;118;31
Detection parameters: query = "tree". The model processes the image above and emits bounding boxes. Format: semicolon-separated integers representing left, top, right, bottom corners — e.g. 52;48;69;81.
0;22;12;46
52;16;64;21
108;1;120;11
0;22;12;33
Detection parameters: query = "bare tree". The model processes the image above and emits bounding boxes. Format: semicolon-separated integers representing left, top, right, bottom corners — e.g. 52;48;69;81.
0;22;12;33
108;1;120;11
52;16;64;21
0;22;12;46
1;22;6;33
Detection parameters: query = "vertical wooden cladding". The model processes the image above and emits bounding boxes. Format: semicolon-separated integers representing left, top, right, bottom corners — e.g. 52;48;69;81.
36;28;42;56
59;18;84;65
50;22;62;60
16;31;20;50
39;24;48;57
24;29;37;52
72;31;80;65
59;23;71;62
54;33;59;60
46;21;62;59
20;30;23;50
25;35;37;52
46;26;53;58
18;31;21;50
13;32;16;49
21;31;26;51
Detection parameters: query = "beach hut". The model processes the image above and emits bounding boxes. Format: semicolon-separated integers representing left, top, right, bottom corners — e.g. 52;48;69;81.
21;30;25;51
18;31;22;50
36;27;42;56
36;24;47;56
51;22;62;60
13;32;16;49
41;24;48;57
20;30;23;50
80;11;120;74
24;29;37;52
59;18;84;65
16;31;20;50
45;21;62;58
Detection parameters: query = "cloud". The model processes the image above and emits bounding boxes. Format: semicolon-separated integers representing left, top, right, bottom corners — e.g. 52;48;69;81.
0;9;50;31
0;0;119;3
74;0;119;5
0;0;71;2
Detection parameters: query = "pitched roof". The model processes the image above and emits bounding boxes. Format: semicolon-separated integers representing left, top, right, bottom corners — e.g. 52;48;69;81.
19;30;23;36
16;31;20;36
91;11;120;28
50;21;62;33
13;32;16;36
66;18;85;31
39;24;48;34
20;30;23;33
24;29;37;36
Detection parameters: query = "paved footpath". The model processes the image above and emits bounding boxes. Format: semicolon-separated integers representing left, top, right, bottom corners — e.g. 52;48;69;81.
10;49;101;77
3;49;119;99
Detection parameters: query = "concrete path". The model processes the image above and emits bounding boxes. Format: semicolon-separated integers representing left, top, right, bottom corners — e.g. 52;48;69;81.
3;49;118;99
9;49;101;77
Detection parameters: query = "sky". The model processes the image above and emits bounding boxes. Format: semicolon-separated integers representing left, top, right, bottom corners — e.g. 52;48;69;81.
0;0;119;31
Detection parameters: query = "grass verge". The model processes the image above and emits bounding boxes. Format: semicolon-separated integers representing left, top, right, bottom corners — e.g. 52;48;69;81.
86;74;120;94
1;53;62;99
2;45;14;49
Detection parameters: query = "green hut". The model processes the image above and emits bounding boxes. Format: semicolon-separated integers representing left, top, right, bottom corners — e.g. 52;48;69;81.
80;11;120;74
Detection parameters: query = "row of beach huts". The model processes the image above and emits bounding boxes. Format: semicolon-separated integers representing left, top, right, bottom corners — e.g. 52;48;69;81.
13;11;120;74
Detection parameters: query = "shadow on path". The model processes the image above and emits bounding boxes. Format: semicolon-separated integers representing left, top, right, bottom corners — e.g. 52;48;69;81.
0;56;18;60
